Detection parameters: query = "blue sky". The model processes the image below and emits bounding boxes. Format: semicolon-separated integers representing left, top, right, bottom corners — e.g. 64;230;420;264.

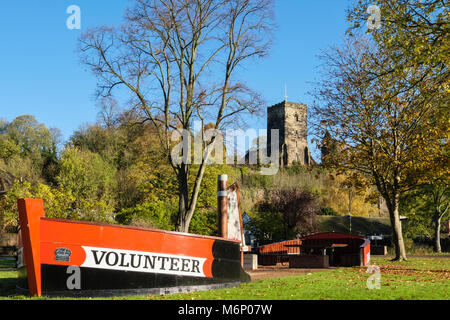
0;0;352;156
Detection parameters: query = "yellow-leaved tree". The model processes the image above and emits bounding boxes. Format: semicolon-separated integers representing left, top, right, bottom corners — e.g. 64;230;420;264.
311;36;448;261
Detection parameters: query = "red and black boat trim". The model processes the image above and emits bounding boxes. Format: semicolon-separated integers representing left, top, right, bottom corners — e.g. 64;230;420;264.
17;198;250;297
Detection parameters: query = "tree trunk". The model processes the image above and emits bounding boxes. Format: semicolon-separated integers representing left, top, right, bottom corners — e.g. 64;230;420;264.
175;167;190;233
175;136;217;233
433;214;442;253
176;194;189;233
386;194;407;261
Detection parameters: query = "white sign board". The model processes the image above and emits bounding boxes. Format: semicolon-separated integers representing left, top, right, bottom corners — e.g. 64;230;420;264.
227;185;248;251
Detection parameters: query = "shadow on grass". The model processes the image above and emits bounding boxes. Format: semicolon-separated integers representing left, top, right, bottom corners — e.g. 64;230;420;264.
0;275;17;297
318;216;391;234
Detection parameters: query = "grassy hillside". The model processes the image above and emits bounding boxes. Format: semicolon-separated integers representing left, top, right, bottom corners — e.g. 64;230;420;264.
236;166;380;218
317;216;391;235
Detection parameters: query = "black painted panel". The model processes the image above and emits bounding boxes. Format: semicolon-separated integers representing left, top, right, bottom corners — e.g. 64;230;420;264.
212;240;240;260
42;265;210;292
40;264;239;294
211;240;250;282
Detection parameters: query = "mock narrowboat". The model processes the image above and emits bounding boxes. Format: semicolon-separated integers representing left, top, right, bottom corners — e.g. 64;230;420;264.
16;196;250;297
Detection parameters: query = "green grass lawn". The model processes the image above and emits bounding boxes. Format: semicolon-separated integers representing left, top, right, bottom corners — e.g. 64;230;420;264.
0;257;448;300
0;270;18;298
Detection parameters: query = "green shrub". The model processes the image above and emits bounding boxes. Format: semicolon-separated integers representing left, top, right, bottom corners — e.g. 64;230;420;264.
116;200;176;231
244;210;291;245
320;207;340;216
243;174;273;189
189;208;218;237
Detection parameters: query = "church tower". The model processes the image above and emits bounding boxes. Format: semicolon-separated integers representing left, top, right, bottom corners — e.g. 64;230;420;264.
267;100;311;167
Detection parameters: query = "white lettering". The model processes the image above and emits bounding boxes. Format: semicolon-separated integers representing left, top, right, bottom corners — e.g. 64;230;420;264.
81;246;207;278
179;304;213;318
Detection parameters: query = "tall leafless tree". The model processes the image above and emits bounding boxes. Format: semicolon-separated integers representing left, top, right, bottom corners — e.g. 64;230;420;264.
79;0;274;232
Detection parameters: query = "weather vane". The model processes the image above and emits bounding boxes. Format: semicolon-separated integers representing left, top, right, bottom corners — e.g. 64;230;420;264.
284;83;288;102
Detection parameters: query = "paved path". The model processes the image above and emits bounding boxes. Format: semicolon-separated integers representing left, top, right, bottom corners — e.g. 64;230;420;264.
247;264;332;281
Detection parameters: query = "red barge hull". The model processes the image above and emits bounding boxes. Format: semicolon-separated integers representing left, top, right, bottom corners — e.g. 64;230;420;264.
17;198;250;297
